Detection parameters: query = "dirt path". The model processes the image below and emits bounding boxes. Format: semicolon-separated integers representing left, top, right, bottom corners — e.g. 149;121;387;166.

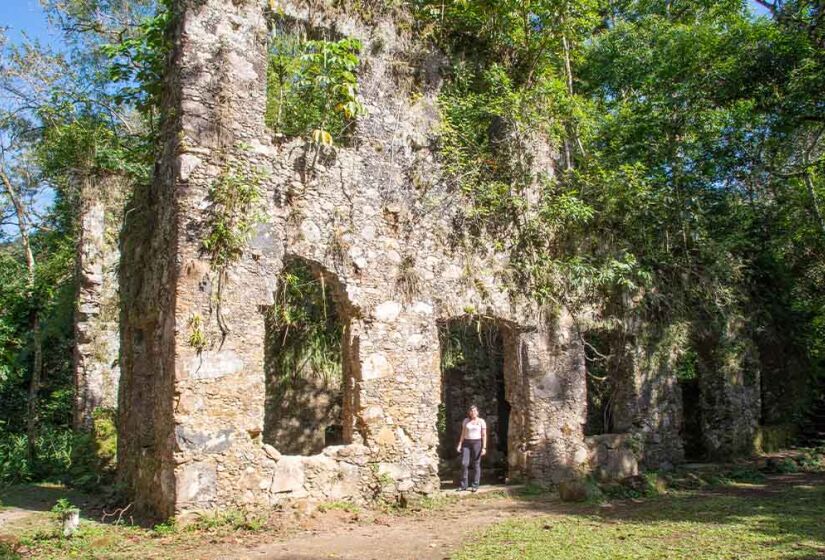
214;473;825;560
212;489;563;560
0;483;97;535
0;508;33;530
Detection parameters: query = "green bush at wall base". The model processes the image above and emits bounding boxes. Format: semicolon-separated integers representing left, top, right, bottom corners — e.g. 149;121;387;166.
68;408;117;490
754;424;799;454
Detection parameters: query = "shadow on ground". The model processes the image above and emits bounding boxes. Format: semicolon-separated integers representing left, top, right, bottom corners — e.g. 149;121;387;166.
0;483;109;528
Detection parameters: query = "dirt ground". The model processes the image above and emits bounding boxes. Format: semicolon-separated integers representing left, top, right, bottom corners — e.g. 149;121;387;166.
227;488;550;560
2;468;823;560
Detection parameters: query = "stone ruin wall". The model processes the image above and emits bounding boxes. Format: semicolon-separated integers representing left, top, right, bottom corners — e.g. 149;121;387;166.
108;0;763;519
74;174;127;430
696;317;762;460
117;0;593;519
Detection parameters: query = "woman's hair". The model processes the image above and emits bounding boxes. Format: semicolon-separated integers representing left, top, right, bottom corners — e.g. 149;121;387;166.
467;404;478;414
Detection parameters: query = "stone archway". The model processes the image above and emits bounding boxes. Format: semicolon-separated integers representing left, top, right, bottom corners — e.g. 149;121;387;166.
263;257;357;455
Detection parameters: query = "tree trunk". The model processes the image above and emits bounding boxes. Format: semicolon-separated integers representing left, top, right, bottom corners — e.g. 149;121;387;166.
561;32;575;173
560;30;586;171
27;315;43;460
0;169;40;461
803;168;825;240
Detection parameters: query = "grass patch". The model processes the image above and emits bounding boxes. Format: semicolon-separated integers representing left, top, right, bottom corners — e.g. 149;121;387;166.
7;509;271;559
185;508;266;532
317;500;361;514
0;541;21;560
600;472;666;500
517;482;550;497
15;522;152;559
151;519;177;536
417;494;450;510
764;448;825;475
452;477;825;560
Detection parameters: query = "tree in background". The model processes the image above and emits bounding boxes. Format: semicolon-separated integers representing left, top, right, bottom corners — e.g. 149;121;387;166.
0;0;162;485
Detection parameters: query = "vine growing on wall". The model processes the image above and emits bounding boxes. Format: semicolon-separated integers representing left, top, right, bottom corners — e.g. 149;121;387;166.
202;160;266;337
423;1;647;313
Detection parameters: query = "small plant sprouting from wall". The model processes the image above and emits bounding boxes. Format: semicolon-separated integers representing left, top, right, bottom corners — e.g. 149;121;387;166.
436;402;447;435
266;260;343;390
266;33;366;146
203;162;266;270
395;255;421;303
675;348;699;382
188;313;208;352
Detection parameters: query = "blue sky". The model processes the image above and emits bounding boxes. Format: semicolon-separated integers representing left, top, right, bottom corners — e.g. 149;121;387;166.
2;0;60;47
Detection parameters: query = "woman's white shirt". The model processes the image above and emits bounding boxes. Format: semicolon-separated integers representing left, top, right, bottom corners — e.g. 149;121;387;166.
462;418;486;440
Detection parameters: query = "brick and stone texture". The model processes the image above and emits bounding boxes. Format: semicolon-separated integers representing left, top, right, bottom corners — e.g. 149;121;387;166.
74;174;127;430
616;322;688;469
118;0;591;519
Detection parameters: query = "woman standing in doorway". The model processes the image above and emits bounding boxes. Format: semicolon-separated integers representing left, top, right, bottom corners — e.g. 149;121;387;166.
456;405;487;492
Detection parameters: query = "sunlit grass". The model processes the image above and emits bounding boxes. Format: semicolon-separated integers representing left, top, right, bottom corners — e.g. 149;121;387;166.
452;481;825;560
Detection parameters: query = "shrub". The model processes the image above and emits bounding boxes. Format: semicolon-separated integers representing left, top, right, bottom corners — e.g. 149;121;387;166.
0;432;31;487
0;426;75;488
797;449;824;473
775;458;800;474
69;408;117;489
266;34;365;144
725;467;766;484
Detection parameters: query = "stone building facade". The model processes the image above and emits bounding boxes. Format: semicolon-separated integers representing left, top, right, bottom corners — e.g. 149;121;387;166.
113;0;761;519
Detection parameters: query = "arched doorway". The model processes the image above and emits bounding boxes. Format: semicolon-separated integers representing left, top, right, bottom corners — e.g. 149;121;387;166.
263;258;353;454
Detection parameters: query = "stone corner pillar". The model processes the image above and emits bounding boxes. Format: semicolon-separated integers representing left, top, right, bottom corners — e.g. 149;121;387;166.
697;319;761;460
74;187;122;431
118;0;269;520
622;322;687;469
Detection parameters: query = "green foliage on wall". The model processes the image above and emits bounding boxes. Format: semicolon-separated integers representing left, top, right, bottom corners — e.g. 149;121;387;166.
266;261;343;390
424;1;650;310
419;0;825;423
202;162;266;271
266;35;365;145
68;408;117;490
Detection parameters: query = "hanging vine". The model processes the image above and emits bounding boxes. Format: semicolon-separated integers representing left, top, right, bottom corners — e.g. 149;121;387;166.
202;160;266;338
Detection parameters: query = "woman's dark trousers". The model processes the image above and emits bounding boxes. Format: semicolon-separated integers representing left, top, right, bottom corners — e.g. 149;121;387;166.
460;439;482;489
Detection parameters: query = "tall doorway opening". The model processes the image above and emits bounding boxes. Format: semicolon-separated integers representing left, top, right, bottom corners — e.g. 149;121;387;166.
677;348;704;460
438;318;510;485
263;259;350;455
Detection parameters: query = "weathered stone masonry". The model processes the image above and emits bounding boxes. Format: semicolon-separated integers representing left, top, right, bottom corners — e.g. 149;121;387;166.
74;174;127;430
115;0;762;519
117;0;594;519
